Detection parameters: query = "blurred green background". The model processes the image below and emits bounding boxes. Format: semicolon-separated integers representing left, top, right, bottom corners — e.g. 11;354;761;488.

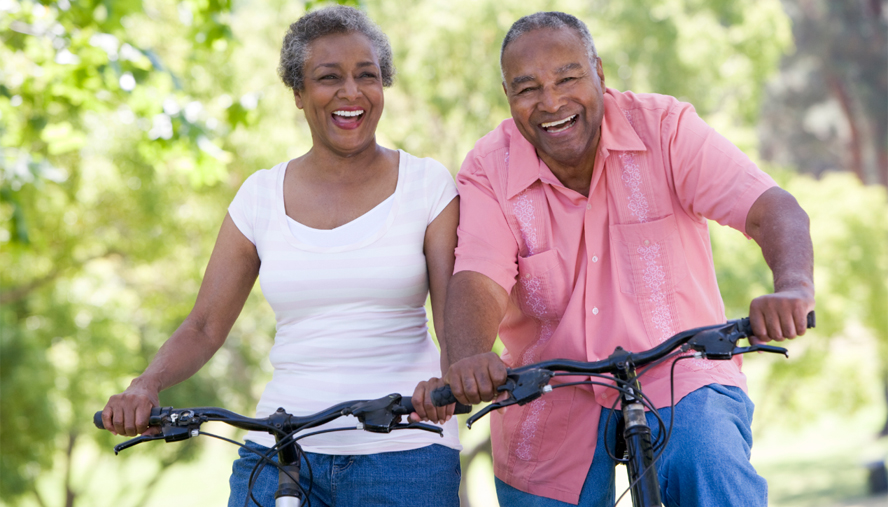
1;0;886;505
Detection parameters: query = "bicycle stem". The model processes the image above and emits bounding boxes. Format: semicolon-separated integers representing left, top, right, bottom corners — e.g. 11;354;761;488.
614;361;662;507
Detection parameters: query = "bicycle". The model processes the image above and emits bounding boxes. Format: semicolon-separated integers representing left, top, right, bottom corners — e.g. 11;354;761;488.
431;311;816;507
94;393;471;507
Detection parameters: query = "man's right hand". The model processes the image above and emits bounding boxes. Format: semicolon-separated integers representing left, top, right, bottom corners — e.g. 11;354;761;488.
101;378;160;437
442;351;509;405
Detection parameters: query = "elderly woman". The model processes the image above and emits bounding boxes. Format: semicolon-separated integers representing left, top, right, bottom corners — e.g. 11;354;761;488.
101;6;461;506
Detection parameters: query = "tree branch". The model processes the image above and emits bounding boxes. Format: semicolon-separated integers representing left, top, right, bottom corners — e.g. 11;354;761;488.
0;250;123;305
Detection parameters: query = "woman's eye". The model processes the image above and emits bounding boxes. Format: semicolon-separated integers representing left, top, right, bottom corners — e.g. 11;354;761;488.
320;74;339;80
359;72;378;80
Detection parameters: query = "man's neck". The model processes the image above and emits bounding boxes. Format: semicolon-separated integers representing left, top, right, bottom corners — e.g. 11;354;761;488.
537;128;601;197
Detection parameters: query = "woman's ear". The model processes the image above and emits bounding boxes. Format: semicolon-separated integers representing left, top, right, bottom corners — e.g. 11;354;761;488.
294;89;304;109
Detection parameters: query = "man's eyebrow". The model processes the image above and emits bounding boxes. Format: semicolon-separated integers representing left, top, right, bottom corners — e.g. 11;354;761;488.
509;74;537;88
555;62;583;74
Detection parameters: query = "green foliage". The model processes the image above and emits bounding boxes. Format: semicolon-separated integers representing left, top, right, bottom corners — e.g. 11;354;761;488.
1;0;883;504
712;169;888;421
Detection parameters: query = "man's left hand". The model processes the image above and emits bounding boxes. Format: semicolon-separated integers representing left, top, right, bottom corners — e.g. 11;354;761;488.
748;287;815;345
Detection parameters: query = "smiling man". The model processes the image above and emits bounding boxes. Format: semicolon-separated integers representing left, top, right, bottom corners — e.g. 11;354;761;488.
418;10;815;507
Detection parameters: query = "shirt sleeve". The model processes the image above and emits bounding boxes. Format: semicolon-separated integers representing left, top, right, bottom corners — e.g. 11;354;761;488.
664;102;777;236
423;157;458;225
452;149;520;294
227;171;260;245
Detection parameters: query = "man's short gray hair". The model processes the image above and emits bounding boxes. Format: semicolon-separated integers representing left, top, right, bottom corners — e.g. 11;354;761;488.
500;11;598;80
279;5;394;91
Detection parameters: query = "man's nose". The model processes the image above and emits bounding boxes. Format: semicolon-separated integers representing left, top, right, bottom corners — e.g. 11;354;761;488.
538;85;566;113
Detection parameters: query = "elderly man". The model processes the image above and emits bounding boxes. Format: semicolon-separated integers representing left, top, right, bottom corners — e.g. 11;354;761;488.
413;10;814;507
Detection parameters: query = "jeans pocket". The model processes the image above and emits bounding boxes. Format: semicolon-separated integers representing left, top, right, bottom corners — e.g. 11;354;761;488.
610;214;689;296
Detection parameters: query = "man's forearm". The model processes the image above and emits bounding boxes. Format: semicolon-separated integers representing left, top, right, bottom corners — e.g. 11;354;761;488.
746;187;814;295
441;270;510;368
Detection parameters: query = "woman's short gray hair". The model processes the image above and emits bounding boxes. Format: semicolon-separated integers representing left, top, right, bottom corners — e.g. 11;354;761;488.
278;5;394;91
500;12;598;79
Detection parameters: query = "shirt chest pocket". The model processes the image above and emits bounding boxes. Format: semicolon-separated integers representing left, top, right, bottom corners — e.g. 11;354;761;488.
515;249;570;320
609;214;690;296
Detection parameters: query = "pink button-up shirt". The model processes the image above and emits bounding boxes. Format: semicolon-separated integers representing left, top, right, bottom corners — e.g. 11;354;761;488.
453;88;777;503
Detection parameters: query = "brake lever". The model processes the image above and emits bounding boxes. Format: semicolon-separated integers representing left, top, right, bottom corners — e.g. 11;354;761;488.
113;433;166;455
466;403;506;429
731;344;789;357
390;422;445;436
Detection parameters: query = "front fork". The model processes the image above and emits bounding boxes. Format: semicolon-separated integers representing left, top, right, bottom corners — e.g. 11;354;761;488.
615;364;663;507
274;433;304;507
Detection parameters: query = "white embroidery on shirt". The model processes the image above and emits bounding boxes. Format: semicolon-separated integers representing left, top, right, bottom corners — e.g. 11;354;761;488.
513;190;538;255
638;243;674;341
515;319;555;461
619;152;650;223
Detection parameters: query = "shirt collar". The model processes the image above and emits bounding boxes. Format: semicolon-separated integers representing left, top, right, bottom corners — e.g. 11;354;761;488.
505;89;647;199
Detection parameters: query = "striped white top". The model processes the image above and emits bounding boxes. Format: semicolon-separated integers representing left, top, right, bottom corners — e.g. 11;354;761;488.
228;150;460;453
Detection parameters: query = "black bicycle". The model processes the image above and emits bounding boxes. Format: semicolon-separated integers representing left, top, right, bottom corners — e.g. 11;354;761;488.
432;312;815;507
94;394;471;507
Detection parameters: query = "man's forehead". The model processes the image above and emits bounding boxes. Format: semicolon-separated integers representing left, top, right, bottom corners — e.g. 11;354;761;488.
503;28;589;72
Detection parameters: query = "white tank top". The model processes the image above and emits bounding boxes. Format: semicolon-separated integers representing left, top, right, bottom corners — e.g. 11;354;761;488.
227;150;460;453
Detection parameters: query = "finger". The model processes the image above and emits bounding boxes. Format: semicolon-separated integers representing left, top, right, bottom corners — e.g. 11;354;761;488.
452;371;481;405
765;307;785;342
111;405;127;436
102;406;116;435
780;310;797;340
135;402;152;435
410;383;428;421
749;305;768;345
793;306;809;337
123;405;138;436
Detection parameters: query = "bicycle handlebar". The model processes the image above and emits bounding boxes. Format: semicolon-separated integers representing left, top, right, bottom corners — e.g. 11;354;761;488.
95;394;472;454
432;312;815;425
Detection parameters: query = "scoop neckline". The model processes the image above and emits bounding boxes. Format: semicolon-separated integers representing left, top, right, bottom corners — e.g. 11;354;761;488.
275;150;404;253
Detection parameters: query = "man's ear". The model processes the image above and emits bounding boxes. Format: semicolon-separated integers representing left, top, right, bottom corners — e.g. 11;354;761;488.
502;81;508;97
294;89;304;109
596;58;605;87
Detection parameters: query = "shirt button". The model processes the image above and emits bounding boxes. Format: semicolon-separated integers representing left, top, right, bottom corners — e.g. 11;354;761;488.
592;256;599;263
525;273;531;278
643;239;650;246
586;204;592;210
592;307;599;315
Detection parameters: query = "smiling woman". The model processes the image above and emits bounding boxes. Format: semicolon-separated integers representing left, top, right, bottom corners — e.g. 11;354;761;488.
98;5;461;507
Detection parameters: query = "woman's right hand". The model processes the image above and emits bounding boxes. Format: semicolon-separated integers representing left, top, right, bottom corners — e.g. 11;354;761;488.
101;377;161;436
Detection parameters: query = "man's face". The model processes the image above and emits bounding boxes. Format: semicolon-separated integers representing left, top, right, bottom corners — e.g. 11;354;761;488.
501;27;606;172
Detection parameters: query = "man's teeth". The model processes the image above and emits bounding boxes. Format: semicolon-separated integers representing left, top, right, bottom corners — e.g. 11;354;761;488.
334;110;364;117
541;115;577;132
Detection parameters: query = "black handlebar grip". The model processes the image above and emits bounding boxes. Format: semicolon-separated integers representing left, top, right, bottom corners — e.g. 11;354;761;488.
400;396;472;415
807;311;816;329
94;411;105;429
430;385;458;407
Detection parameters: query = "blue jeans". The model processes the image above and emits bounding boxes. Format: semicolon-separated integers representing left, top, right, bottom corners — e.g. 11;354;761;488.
228;442;460;507
495;384;767;507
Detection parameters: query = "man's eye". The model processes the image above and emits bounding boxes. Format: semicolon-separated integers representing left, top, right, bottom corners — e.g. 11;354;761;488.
517;86;537;95
559;76;577;84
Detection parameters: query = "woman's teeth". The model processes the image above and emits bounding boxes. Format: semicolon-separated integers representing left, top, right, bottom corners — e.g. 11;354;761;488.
333;110;364;117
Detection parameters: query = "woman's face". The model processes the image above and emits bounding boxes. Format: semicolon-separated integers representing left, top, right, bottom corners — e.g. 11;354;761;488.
295;32;385;157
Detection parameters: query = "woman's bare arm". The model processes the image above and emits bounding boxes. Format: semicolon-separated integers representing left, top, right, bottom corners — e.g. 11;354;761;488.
102;214;260;436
